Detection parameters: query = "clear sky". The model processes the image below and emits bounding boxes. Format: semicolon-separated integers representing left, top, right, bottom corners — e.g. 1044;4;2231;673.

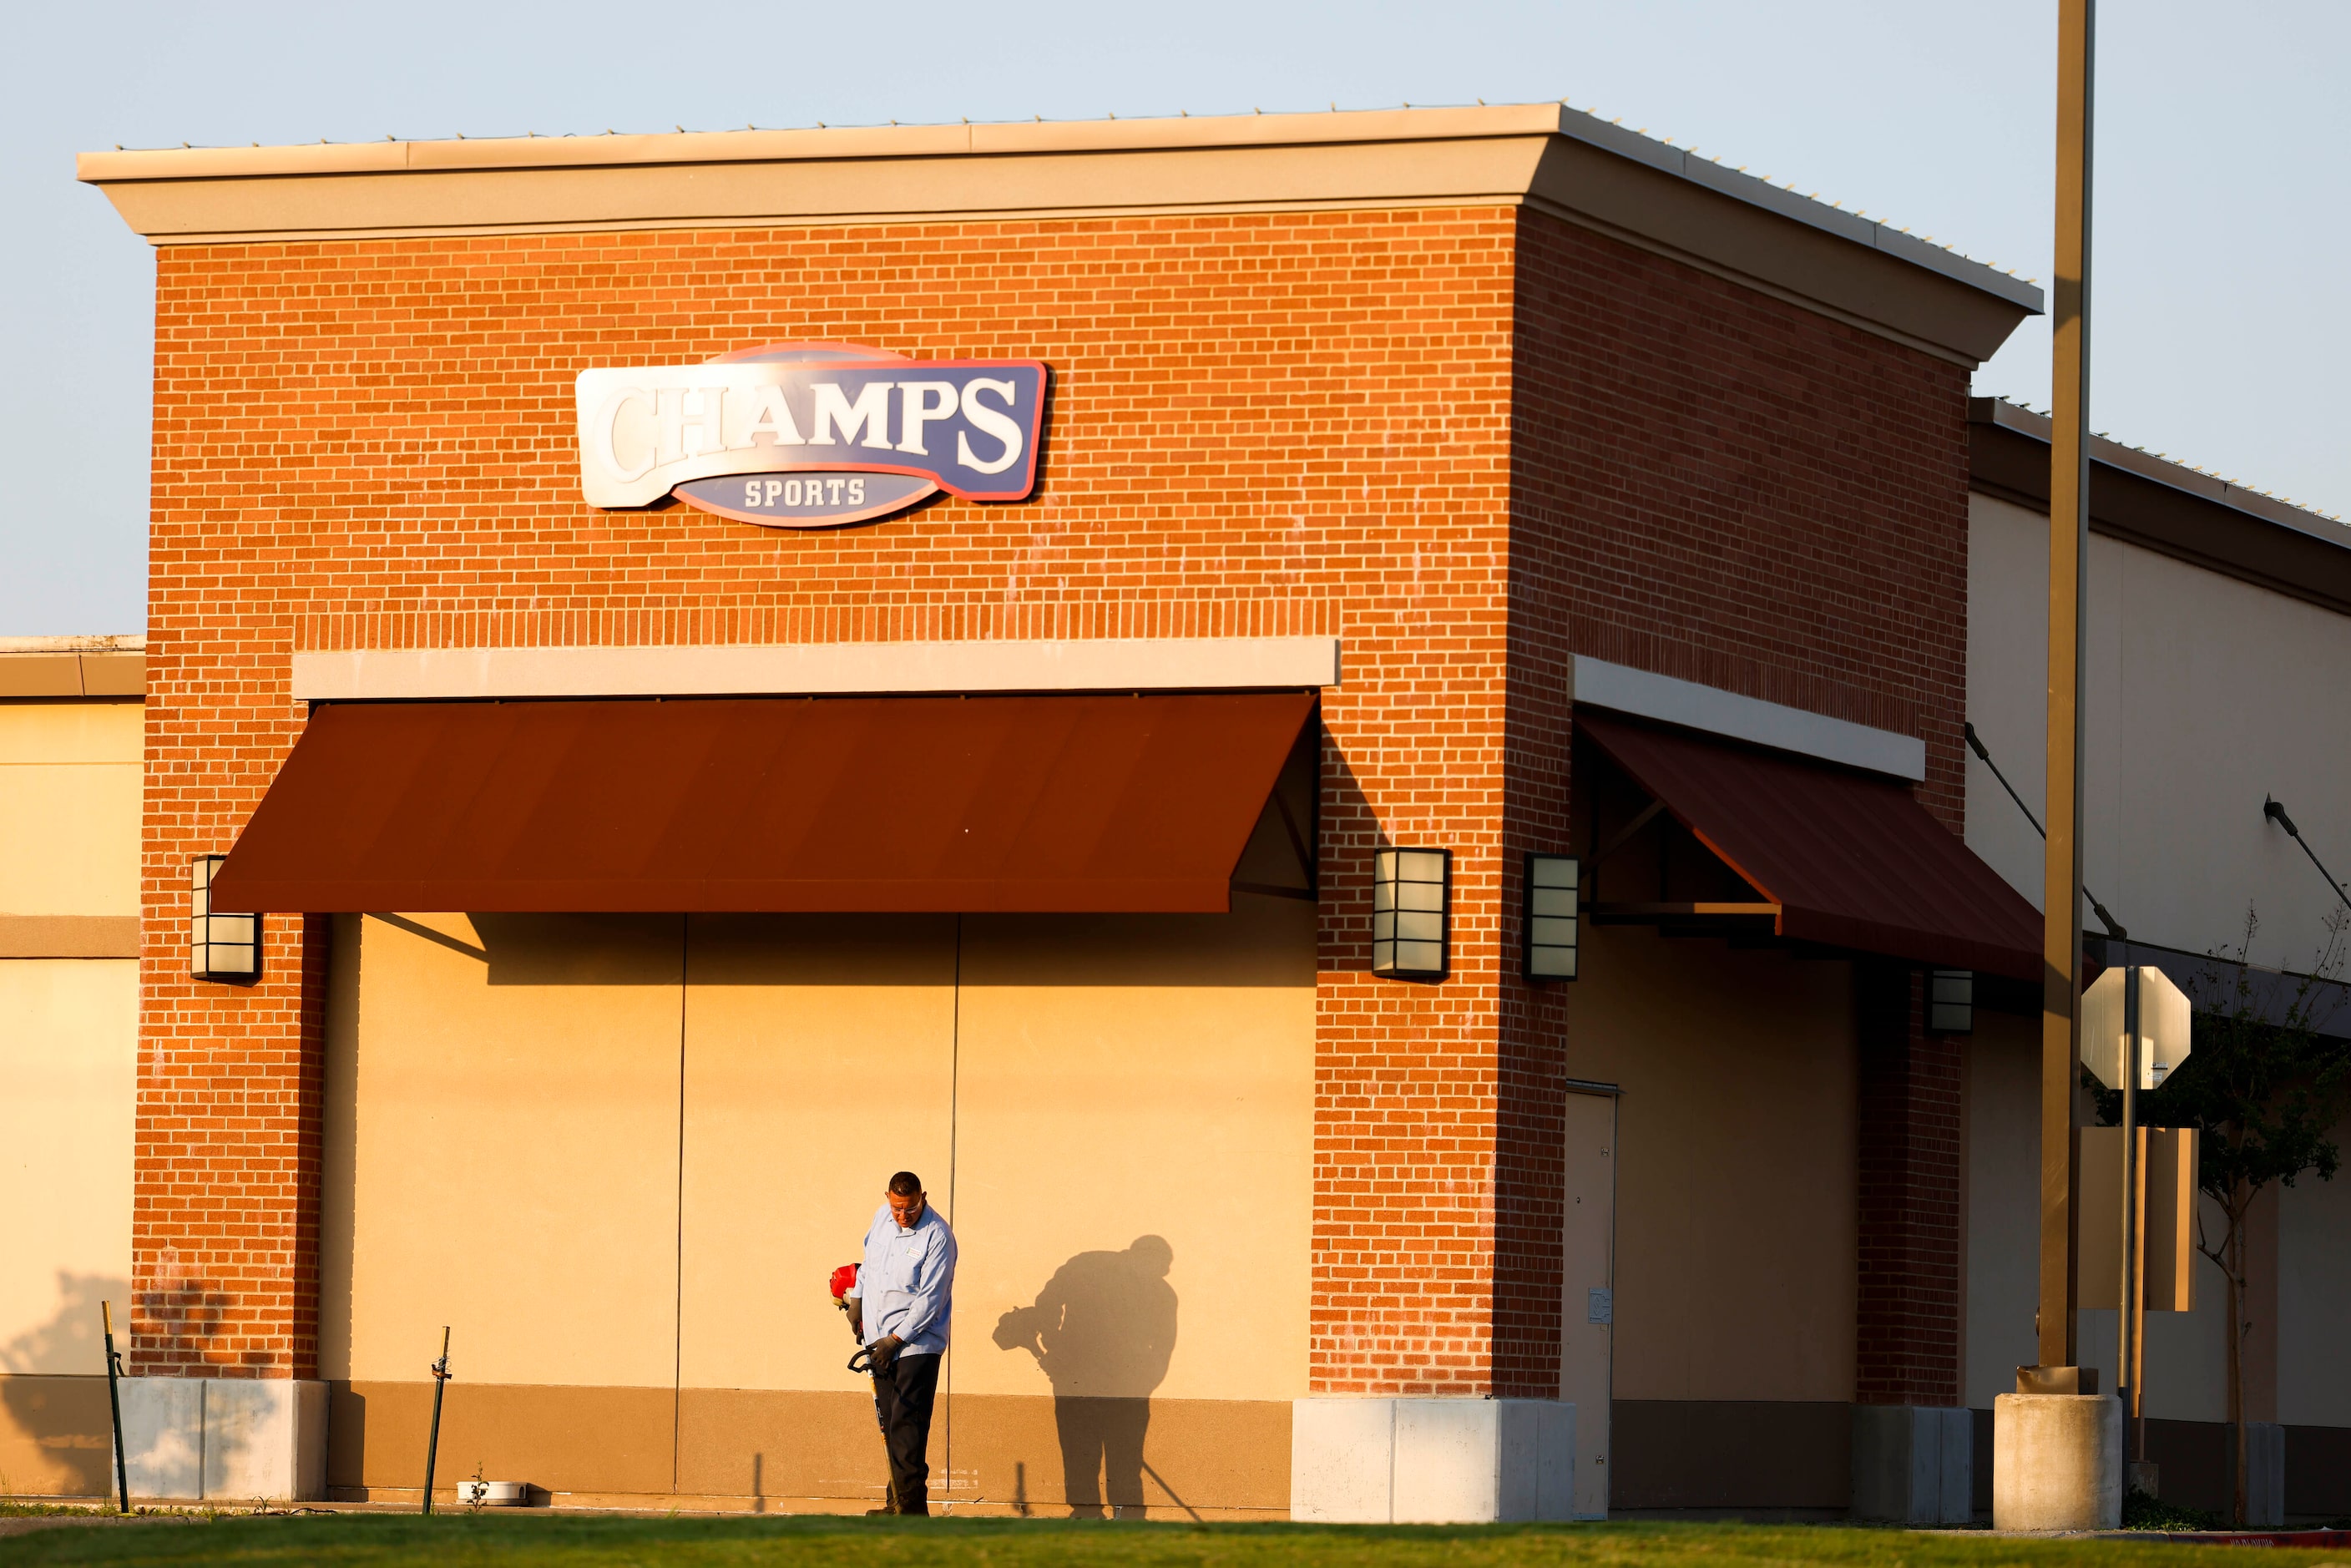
4;0;2343;634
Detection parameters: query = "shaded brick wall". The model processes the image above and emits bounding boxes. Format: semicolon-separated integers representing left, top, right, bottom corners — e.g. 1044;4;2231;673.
1507;210;1973;823
1854;964;1964;1405
1502;208;1975;1399
136;209;1525;1381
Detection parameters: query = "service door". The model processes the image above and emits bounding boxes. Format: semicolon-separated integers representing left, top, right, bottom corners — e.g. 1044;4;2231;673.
1560;1088;1617;1519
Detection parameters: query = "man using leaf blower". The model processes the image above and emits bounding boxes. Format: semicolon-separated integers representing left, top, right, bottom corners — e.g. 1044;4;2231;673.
833;1171;957;1516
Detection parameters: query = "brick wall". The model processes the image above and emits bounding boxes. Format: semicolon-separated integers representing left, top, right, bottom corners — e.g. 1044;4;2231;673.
137;209;1524;1380
1853;963;1964;1405
136;195;1978;1399
1508;208;1973;822
1503;207;1975;1399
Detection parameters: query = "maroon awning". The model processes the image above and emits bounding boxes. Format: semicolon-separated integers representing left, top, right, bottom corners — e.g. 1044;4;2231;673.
1576;711;2043;982
211;692;1315;914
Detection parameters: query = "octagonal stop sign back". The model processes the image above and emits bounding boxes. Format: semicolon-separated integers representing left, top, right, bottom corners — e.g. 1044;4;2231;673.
2080;964;2193;1090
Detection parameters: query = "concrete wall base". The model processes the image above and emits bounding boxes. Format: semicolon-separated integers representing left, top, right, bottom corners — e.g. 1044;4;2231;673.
2237;1422;2285;1527
118;1378;327;1501
1852;1404;1970;1524
1291;1398;1575;1523
1992;1392;2120;1530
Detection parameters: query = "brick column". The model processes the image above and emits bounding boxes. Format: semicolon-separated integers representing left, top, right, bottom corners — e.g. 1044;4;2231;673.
133;606;329;1378
1854;961;1962;1406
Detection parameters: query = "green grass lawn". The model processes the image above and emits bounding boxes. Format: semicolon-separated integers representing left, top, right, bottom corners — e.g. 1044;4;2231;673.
0;1515;2341;1568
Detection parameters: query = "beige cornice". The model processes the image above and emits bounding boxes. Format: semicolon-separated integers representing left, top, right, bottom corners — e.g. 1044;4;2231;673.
291;637;1343;701
79;103;2040;365
0;642;147;699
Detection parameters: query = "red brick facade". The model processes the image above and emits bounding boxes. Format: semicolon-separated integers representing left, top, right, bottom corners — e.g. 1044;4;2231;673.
1854;964;1965;1406
1499;209;1974;1400
134;198;1973;1407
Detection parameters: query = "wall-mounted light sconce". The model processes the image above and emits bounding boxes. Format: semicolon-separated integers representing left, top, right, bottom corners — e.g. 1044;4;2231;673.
1524;854;1580;981
1929;969;1973;1033
1372;847;1449;979
190;854;259;982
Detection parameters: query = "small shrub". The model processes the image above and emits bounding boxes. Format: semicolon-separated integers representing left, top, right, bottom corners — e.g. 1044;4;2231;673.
2121;1485;2225;1531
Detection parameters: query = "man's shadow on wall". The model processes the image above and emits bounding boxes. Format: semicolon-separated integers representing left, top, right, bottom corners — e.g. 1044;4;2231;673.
993;1237;1176;1519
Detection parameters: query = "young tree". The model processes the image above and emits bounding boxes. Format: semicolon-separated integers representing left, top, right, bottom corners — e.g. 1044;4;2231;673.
2114;906;2350;1525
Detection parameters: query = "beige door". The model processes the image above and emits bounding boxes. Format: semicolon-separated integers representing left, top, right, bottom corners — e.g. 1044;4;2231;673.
1560;1088;1618;1519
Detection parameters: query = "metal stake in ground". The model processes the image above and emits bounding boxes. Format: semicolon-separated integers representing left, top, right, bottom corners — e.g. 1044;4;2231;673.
101;1300;129;1514
422;1327;451;1516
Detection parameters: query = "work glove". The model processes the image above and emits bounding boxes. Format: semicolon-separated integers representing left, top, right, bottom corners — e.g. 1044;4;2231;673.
869;1334;904;1373
840;1301;863;1341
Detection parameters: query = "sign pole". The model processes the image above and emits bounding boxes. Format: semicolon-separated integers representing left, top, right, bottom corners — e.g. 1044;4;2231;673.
2118;969;2140;1441
2131;1136;2150;1472
2040;0;2096;1377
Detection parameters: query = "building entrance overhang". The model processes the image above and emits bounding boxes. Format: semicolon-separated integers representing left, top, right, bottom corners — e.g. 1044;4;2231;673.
1576;709;2043;984
210;690;1316;915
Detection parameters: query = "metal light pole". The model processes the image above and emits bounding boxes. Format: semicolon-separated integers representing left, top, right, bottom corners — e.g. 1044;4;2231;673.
2039;0;2095;1378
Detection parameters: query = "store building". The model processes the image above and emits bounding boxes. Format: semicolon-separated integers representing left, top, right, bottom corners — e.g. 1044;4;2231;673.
1960;400;2351;1522
13;101;2325;1519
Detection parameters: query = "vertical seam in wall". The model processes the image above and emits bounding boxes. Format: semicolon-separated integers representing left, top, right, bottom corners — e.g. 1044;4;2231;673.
945;913;963;1512
673;913;688;1494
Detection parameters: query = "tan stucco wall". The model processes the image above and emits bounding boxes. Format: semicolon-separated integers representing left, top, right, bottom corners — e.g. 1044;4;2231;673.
2278;1116;2351;1426
0;961;137;1375
1968;492;2351;967
321;913;689;1387
1962;1016;2238;1420
952;902;1317;1404
677;913;958;1395
1961;1012;2039;1409
1559;922;1858;1402
0;702;141;918
0;697;142;1495
322;900;1316;1474
1967;490;2351;1424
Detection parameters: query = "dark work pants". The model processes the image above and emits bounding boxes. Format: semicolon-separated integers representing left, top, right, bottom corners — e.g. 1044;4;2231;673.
874;1351;941;1513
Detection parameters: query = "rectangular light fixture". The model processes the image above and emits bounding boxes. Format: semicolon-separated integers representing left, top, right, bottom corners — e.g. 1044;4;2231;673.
1929;969;1973;1033
1372;847;1450;979
190;854;259;982
1524;853;1580;981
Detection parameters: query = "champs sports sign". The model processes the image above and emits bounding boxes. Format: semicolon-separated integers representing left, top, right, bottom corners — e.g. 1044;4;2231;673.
575;343;1048;529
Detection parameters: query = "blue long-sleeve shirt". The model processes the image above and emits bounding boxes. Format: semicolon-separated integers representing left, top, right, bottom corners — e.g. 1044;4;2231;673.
845;1202;956;1358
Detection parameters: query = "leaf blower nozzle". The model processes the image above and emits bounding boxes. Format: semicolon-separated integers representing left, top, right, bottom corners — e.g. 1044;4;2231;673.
831;1262;873;1371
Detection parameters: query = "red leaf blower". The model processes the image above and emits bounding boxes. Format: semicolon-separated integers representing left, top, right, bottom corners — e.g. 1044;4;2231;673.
832;1263;878;1373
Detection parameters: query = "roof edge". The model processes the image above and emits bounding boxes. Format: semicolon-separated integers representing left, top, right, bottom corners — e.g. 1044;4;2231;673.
1545;109;2040;312
1969;397;2351;620
78;102;2041;316
0;634;147;653
1969;398;2349;549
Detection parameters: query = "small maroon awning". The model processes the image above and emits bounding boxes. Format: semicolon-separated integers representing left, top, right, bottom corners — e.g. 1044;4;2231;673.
211;692;1315;914
1576;711;2043;982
